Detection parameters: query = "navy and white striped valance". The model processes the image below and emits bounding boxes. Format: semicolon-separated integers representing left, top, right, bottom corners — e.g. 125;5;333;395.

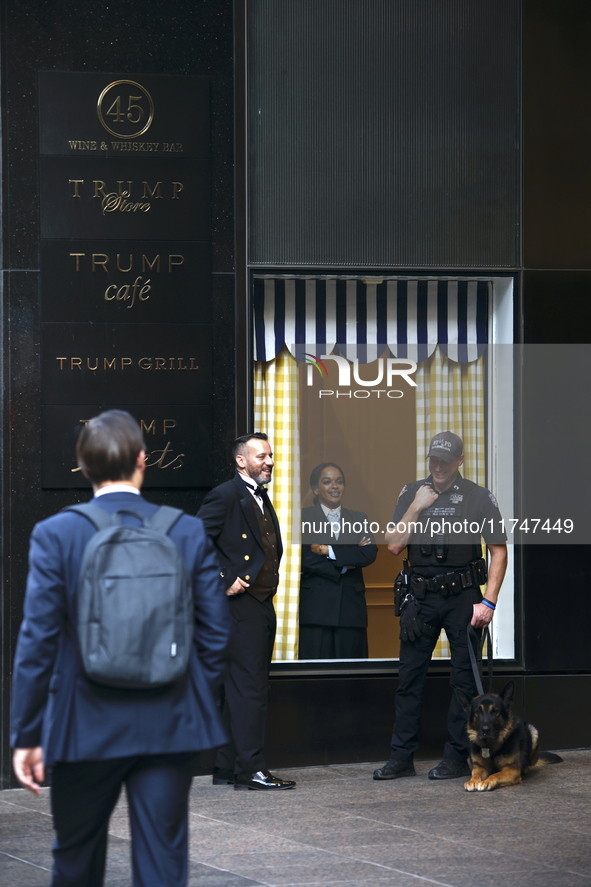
253;277;490;364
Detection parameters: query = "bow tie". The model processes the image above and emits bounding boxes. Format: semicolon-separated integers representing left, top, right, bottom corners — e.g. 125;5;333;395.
253;486;269;500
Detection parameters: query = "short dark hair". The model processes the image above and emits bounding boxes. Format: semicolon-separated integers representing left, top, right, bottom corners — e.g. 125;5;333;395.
76;410;144;485
309;462;346;503
232;432;268;462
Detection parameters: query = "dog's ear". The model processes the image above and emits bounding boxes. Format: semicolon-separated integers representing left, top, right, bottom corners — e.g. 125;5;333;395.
455;687;472;713
498;680;515;709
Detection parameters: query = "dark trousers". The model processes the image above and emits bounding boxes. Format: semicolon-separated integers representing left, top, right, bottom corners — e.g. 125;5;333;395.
298;624;368;660
215;592;276;776
390;586;482;762
50;753;195;887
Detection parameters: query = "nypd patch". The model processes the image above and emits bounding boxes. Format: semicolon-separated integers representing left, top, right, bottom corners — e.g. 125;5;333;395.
488;491;499;508
397;484;408;499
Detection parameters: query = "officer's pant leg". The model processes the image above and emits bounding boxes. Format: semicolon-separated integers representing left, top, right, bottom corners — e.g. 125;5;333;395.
441;588;482;761
50;758;128;887
125;753;195;887
390;617;441;760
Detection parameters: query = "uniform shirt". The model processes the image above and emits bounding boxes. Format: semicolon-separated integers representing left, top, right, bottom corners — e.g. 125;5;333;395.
392;473;506;577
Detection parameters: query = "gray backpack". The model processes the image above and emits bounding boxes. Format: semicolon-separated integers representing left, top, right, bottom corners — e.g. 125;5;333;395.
68;503;194;689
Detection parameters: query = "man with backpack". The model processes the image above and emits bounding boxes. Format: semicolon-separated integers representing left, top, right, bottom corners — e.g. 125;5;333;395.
11;410;231;887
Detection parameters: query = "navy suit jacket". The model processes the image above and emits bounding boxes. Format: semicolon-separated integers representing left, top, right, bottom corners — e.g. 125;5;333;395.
11;491;231;765
197;473;283;594
299;504;378;627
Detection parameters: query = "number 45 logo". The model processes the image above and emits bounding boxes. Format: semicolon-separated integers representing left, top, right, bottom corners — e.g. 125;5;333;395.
97;80;154;140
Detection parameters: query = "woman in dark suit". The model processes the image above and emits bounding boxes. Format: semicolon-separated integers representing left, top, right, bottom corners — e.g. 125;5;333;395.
299;462;378;659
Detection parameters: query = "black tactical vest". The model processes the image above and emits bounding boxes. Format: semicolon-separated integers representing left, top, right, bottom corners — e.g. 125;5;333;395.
407;479;483;570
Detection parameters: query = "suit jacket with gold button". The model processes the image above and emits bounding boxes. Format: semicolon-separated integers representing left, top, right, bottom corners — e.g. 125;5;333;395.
197;473;283;595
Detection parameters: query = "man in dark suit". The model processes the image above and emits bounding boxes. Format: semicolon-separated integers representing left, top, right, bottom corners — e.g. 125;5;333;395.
11;410;231;887
197;432;295;790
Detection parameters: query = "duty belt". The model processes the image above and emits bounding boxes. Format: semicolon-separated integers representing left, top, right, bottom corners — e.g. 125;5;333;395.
409;558;487;600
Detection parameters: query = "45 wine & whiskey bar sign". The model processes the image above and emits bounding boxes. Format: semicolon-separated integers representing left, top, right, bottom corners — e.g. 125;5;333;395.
39;72;212;487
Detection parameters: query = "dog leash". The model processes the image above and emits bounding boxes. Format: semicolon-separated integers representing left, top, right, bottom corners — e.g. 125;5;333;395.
467;624;493;696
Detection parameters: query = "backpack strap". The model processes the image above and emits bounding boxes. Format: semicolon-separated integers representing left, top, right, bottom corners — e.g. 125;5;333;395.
65;502;115;531
147;505;184;536
65;502;183;536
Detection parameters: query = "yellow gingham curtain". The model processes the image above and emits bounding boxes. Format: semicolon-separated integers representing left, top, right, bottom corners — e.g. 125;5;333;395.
254;347;301;660
416;347;485;658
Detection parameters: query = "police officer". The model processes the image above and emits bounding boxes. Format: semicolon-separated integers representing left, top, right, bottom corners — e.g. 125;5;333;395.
374;431;507;781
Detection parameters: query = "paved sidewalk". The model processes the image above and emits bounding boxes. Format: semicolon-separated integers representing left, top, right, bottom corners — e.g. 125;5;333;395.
1;751;590;887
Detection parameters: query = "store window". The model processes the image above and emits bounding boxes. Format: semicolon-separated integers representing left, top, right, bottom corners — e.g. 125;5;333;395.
253;275;514;664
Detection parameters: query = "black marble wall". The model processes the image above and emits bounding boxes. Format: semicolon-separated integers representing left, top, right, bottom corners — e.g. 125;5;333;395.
247;0;520;268
522;0;591;675
0;0;235;788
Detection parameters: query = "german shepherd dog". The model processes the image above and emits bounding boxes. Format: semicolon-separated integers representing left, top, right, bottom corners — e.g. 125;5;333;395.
456;680;563;792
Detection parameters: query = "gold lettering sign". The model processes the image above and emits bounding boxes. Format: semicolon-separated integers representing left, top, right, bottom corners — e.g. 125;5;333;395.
40;73;212;489
73;418;185;472
55;356;199;370
104;278;151;308
68;179;184;218
70;252;184;272
144;441;184;470
65;142;185;154
97;80;155;140
140;418;178;435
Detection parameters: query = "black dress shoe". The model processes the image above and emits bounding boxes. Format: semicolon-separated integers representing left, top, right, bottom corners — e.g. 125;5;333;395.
212;767;235;785
234;770;296;791
428;759;471;779
373;760;416;780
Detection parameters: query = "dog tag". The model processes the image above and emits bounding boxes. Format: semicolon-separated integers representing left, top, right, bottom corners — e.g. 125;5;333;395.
481;748;490;758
